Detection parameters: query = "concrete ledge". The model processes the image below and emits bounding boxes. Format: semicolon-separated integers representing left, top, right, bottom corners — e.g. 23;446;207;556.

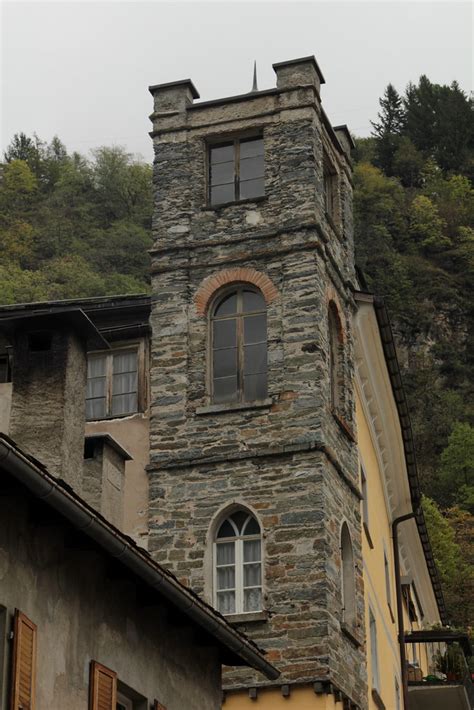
196;399;273;415
225;611;268;625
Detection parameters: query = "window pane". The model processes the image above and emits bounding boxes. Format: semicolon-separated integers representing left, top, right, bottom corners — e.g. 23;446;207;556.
244;588;261;612
243;517;261;536
244;315;266;345
113;372;137;396
216;542;235;565
242;290;265;313
210;144;234;164
210;161;234;186
244;344;267;375
213;375;238;403
217;520;236;539
240;177;265;200
112;392;137;416
244;563;261;587
86;398;106;420
240;155;264;181
217;566;235;590
240;138;263;159
213;348;237;378
243;539;261;562
244;372;267;401
231;511;249;533
214;294;237;318
217;591;236;615
210;183;235;205
87;376;106;399
113;351;137;374
213;319;236;348
88;356;106;377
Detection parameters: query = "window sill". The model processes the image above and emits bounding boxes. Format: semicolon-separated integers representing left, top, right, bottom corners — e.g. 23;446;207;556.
363;522;374;550
196;398;273;415
331;410;356;443
225;611;268;625
86;411;143;423
341;622;362;648
371;688;386;710
203;195;267;211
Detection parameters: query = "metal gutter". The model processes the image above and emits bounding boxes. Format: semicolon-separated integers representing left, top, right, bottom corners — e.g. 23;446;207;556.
0;434;279;681
354;291;447;624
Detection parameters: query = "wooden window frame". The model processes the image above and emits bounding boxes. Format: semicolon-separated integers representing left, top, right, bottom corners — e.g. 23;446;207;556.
213;513;263;616
209;285;267;405
10;609;37;710
86;341;145;421
207;134;265;206
369;607;380;692
117;691;133;710
89;660;117;710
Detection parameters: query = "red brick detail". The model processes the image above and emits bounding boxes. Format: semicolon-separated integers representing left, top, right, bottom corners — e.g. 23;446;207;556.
194;268;278;316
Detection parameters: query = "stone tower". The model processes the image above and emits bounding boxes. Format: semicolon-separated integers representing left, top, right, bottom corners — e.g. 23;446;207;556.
148;57;366;707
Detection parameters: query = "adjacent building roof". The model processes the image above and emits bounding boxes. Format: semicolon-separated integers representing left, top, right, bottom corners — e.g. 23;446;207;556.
0;433;279;680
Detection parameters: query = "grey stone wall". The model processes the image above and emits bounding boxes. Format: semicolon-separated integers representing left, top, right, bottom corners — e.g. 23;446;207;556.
9;330;86;493
148;58;366;707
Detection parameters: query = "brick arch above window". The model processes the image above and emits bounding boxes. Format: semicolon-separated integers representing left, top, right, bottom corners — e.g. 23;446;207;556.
194;268;278;317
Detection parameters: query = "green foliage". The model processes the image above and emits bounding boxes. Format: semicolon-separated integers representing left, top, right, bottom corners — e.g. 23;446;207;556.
371;83;405;175
422;497;473;627
359;75;474;626
439;423;474;512
0;135;152;302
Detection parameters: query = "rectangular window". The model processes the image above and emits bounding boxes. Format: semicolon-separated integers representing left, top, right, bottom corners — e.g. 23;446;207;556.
369;608;380;691
384;549;392;610
86;348;140;420
360;462;369;528
323;155;338;220
0;354;11;383
209;136;264;206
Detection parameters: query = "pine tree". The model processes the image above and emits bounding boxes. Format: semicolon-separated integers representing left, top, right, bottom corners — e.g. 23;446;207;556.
371;84;405;175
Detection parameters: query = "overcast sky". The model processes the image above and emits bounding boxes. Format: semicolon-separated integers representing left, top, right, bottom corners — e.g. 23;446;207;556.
1;1;472;161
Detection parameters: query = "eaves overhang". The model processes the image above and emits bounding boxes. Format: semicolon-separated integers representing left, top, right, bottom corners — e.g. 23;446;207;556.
0;433;279;680
354;291;447;625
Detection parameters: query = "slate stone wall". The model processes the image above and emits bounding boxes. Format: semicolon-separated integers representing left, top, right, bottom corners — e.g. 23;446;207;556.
148;59;366;707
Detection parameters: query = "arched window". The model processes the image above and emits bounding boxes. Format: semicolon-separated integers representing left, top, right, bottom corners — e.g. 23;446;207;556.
328;302;343;411
214;510;262;615
341;522;356;625
211;286;267;404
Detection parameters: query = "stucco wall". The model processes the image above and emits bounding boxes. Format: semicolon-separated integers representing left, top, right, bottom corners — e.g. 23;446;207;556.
85;413;149;547
0;488;221;710
356;387;403;710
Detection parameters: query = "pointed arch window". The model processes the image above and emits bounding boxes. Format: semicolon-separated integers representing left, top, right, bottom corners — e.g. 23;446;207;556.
328;302;343;412
211;287;267;404
341;522;356;626
214;510;262;615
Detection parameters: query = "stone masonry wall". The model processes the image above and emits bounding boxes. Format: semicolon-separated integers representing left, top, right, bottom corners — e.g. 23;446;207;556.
148;58;366;707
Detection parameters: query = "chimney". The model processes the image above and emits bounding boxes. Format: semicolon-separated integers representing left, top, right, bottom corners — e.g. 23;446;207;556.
4;309;108;494
83;434;132;530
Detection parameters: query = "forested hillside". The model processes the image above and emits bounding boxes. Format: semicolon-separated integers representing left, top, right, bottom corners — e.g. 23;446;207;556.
0;75;472;625
353;76;473;627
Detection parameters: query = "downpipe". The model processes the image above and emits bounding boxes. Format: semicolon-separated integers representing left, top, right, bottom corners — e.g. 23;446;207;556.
392;512;416;710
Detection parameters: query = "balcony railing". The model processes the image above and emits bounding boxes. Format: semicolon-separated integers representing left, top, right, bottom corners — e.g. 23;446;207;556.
404;630;473;710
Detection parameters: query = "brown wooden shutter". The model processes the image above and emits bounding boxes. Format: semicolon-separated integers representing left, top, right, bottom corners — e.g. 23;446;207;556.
10;609;37;710
89;661;117;710
154;701;167;710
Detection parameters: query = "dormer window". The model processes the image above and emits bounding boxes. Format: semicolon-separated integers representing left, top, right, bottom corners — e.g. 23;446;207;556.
209;136;264;206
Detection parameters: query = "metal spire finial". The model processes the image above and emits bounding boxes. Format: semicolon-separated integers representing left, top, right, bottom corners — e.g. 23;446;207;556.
251;60;258;92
